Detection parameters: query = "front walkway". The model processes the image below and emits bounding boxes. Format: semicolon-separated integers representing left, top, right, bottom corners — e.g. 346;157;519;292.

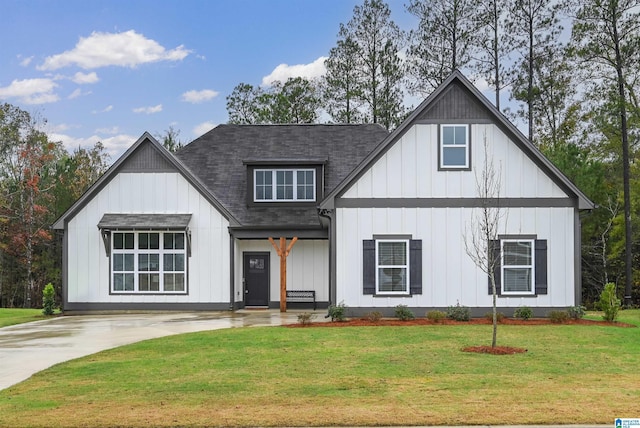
0;309;324;391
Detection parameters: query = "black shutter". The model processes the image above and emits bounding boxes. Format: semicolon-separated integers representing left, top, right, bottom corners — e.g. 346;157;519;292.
363;240;376;295
535;239;548;295
409;240;422;295
488;240;501;295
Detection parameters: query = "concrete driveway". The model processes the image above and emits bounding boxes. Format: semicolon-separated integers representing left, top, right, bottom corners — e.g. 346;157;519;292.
0;310;314;391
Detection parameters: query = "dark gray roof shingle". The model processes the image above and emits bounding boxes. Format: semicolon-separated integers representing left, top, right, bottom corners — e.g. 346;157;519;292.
175;124;389;229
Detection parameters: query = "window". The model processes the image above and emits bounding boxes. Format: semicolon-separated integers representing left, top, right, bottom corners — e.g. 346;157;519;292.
501;240;534;294
440;124;469;169
111;231;187;294
376;240;409;294
363;239;422;296
254;169;315;202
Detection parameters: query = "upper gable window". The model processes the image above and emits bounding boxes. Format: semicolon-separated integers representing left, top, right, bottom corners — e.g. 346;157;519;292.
440;124;470;169
254;169;316;202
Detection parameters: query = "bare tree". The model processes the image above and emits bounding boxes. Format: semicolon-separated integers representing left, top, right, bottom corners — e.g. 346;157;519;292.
464;135;506;348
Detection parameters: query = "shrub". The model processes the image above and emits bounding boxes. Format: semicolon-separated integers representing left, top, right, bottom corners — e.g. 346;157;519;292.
394;305;415;321
297;312;316;326
567;305;586;320
426;310;446;323
484;311;505;323
514;306;533;321
327;303;347;322
446;303;470;321
365;311;383;323
42;283;55;316
598;282;620;322
548;310;569;324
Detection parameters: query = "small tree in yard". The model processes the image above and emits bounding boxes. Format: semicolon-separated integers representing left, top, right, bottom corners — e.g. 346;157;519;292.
42;282;55;315
464;135;506;348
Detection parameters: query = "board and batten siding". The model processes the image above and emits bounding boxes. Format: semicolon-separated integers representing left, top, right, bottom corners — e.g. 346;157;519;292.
66;172;230;304
335;123;578;309
234;240;329;304
335;206;575;308
341;124;568;199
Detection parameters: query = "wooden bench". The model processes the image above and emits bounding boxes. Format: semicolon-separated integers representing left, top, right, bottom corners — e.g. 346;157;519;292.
286;290;316;310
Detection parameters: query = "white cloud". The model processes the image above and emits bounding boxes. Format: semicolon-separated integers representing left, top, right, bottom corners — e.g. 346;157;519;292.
95;126;120;135
193;121;216;137
68;88;92;99
92;105;113;114
72;71;99;84
133;104;162;114
261;56;327;86
181;89;219;104
0;78;59;104
49;131;135;159
19;55;33;67
38;30;190;71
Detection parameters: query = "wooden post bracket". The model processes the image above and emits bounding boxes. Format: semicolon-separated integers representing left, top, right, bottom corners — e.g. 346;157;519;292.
268;236;298;312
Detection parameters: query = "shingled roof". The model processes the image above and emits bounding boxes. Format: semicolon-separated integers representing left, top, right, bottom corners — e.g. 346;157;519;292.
175;124;389;232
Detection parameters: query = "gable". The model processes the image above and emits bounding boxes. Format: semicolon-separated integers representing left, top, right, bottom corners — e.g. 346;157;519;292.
120;141;177;173
417;82;490;122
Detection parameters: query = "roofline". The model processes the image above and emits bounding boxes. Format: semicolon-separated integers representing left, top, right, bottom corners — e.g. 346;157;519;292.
52;132;239;230
319;70;595;211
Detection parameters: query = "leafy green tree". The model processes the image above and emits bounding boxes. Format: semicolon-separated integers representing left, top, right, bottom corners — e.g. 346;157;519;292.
226;83;264;124
323;34;364;123
266;77;321;124
157;126;183;153
407;0;480;96
506;0;563;144
341;0;404;128
571;0;640;305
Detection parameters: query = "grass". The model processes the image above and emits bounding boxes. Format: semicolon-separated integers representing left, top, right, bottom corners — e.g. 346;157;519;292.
0;308;52;328
0;311;639;427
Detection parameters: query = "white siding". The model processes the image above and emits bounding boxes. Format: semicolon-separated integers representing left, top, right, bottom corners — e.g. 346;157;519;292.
234;240;328;304
342;124;568;199
66;172;230;304
335;207;576;308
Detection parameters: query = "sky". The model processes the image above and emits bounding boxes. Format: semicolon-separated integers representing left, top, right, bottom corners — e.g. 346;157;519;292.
0;0;426;160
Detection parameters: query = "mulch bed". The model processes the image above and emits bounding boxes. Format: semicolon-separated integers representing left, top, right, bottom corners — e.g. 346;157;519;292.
288;317;634;355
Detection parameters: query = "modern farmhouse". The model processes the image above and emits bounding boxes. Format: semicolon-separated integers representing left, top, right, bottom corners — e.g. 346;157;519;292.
53;71;594;315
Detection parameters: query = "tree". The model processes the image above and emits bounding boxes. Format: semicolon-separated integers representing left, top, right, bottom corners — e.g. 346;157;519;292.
226;83;264;124
323;34;364;123
506;0;563;144
464;135;505;348
158;126;183;153
571;0;640;305
474;0;511;109
341;0;404;128
407;0;480;96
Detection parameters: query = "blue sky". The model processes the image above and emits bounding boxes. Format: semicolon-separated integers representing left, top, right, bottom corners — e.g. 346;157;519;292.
0;1;423;159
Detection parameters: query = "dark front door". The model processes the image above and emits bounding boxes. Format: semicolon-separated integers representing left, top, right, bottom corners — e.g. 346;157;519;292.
243;253;269;306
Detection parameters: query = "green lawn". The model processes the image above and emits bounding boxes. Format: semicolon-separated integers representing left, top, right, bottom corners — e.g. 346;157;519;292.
0;311;639;427
0;308;51;328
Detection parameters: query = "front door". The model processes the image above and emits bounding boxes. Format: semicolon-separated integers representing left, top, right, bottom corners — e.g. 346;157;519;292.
243;253;269;307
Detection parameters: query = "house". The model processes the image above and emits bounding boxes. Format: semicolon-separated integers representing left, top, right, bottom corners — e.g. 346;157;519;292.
52;71;594;315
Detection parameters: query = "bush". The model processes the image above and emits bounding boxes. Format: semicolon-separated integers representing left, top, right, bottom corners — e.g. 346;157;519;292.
548;310;569;324
327;303;347;322
297;312;316;326
514;306;533;321
599;282;620;322
42;283;55;316
365;311;383;323
446;303;470;321
426;310;446;323
567;305;586;320
484;311;505;323
394;305;415;321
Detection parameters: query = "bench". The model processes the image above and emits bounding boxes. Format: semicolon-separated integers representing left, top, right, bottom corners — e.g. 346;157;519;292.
286;290;316;310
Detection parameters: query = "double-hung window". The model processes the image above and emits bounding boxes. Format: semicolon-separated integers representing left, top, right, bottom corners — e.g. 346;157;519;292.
501;240;534;294
254;169;315;202
111;231;187;294
376;240;409;294
440;124;469;169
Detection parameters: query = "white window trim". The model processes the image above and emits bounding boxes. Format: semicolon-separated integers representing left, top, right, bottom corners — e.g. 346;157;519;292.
253;168;316;202
375;239;410;295
111;231;187;294
440;124;469;169
501;239;535;295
